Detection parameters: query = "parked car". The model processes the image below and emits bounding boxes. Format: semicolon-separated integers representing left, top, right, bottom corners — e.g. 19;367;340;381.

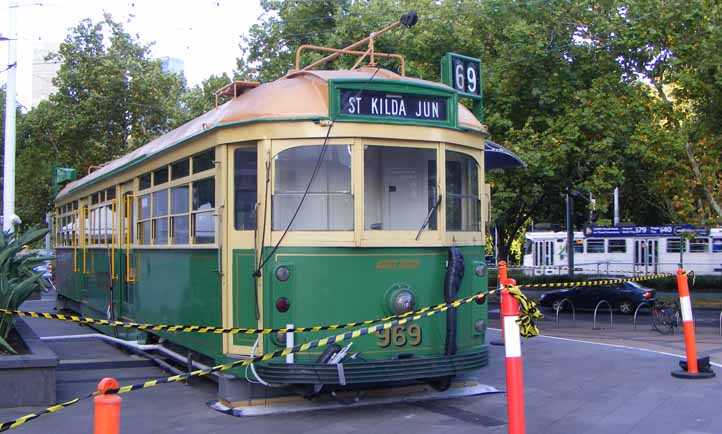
538;280;656;314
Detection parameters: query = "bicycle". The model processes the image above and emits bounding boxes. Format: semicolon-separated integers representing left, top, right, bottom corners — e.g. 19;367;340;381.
651;300;681;335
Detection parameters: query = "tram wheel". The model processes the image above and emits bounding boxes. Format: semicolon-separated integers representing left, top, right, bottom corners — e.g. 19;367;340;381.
429;375;454;392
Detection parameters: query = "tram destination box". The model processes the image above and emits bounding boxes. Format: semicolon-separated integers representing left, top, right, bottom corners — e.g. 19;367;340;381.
328;79;458;129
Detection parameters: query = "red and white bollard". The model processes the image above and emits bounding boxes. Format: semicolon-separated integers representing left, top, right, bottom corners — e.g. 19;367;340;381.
501;278;526;434
671;269;715;379
490;261;508;346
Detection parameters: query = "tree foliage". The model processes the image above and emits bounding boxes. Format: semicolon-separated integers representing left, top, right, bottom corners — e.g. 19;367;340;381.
6;1;721;266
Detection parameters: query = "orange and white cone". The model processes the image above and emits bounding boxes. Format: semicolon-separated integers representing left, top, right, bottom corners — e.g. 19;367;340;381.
671;268;714;379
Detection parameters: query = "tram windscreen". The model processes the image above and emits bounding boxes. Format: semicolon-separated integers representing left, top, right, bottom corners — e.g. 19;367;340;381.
272;145;352;231
445;151;480;232
364;146;437;231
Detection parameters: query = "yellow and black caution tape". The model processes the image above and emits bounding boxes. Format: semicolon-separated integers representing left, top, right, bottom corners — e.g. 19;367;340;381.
1;287;544;432
514;273;672;290
506;285;544;337
0;288;494;336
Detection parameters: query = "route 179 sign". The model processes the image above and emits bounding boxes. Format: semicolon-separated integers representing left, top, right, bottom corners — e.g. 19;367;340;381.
441;53;482;100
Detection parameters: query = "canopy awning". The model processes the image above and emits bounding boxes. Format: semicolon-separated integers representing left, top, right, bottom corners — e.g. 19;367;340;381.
484;140;526;170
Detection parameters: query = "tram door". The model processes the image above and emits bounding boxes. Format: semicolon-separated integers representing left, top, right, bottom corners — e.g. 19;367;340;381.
634;239;658;274
532;241;554;266
119;181;135;319
226;144;259;354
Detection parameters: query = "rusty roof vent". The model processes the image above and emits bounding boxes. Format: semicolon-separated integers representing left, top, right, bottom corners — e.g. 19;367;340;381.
214;81;261;107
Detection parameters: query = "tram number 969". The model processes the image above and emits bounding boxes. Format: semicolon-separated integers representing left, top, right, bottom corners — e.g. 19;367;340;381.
375;324;422;347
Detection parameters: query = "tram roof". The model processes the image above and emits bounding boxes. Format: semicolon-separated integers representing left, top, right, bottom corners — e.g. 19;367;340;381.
56;68;487;201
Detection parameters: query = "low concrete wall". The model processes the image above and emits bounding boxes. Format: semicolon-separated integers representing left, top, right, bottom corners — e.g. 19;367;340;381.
0;318;58;407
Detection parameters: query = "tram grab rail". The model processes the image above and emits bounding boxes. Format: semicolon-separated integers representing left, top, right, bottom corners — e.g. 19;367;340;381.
554;298;575;328
593;300;613;330
633;301;653;331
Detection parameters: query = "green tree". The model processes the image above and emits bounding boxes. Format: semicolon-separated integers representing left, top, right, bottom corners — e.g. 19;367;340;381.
12;15;188;226
181;73;232;120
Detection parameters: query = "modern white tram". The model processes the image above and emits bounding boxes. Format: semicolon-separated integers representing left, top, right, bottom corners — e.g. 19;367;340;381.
522;226;722;276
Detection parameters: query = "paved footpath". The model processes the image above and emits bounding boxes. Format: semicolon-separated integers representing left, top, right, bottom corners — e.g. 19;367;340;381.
2;297;722;434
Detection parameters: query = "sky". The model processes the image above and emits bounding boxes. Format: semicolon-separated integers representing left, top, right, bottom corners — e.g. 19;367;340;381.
0;0;265;108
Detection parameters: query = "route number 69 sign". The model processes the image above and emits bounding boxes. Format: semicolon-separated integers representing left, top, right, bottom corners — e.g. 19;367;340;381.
441;53;482;100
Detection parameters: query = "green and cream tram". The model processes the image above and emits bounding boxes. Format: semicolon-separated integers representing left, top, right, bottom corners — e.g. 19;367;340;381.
53;22;523;401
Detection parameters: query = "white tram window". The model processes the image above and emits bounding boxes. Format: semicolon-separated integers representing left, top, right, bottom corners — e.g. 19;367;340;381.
234;148;257;230
446;151;480;232
713;238;722;253
273;145;352;231
153;189;169;244
607;239;626;253
666;238;685;253
138;194;151;244
689;237;709;253
364;146;435;231
171;185;190;244
586;239;605;253
192;177;215;243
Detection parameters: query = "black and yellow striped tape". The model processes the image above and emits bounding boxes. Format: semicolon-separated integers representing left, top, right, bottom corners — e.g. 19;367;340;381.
514;273;672;290
2;287;533;432
0;289;493;336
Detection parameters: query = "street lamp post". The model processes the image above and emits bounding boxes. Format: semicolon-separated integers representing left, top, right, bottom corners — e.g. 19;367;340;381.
2;2;18;232
565;190;574;276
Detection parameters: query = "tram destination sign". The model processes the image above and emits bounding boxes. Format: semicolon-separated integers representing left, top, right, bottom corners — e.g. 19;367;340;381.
339;89;449;122
584;225;709;238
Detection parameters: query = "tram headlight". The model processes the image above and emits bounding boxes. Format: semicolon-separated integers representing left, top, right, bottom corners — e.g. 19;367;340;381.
474;319;486;333
275;331;287;345
391;289;416;315
275;266;290;282
474;264;487;277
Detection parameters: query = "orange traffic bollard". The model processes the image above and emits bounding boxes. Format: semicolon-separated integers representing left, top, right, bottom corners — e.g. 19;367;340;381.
94;378;122;434
501;278;526;434
671;269;714;379
490;261;508;346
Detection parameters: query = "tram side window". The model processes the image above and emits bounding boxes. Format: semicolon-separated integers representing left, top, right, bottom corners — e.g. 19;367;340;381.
192;177;215;243
364;145;435;231
273;145;352;231
234;148;257;230
138;194;151;244
713;238;722;253
586;239;605;253
607;239;626;253
446;151;480;232
666;238;685;253
171;185;190;244
153;189;169;244
689;237;709;253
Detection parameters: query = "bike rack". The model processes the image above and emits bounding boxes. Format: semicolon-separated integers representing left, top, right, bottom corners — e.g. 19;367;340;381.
554;298;576;328
719;310;722;336
633;301;652;331
593;300;613;330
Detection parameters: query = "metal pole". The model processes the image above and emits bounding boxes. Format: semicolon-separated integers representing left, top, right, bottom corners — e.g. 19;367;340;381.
3;2;18;232
566;192;574;276
613;187;620;226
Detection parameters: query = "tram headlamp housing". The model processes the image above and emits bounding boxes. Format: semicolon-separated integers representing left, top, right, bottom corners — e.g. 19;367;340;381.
275;331;287;345
474;319;486;334
389;288;416;315
474;263;487;277
275;266;290;282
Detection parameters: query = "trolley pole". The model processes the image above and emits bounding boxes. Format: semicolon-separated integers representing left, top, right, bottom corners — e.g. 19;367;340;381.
3;2;18;232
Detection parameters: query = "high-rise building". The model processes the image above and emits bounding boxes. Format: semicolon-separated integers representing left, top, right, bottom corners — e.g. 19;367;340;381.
159;56;185;76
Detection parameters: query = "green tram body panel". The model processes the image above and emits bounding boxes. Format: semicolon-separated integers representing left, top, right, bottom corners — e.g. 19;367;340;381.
56;245;488;381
